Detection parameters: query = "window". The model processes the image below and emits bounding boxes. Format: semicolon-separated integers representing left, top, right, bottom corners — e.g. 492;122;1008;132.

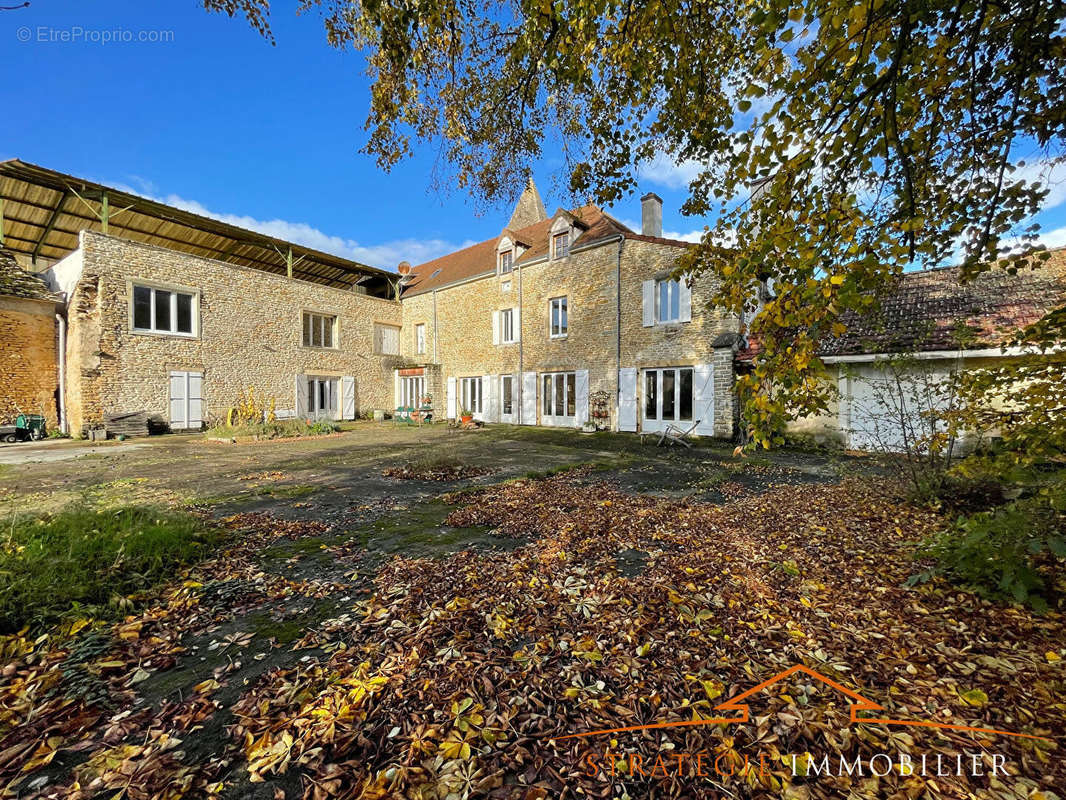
656;279;681;323
643;367;694;428
132;284;196;335
552;232;570;259
550;296;568;338
415;323;426;354
374;323;400;355
500;308;517;343
499;250;513;274
460;377;483;414
542;372;576;419
303;312;337;348
501;375;514;416
399;375;426;407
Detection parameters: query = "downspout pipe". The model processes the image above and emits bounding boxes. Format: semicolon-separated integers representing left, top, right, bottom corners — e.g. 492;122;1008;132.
606;234;625;431
55;312;67;434
517;256;524;424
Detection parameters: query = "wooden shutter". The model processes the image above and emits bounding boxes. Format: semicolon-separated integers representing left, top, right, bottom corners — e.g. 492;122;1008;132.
446;377;457;419
694;364;715;436
295;375;308;419
679;278;692;323
575;370;590;426
642;281;655;327
618;367;637;431
342;376;356;420
492;310;500;345
169;372;187;429
521;371;537;425
188;372;203;428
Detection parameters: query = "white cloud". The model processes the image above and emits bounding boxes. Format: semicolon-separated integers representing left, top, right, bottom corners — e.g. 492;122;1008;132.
1010;158;1066;211
1031;225;1066;250
111;182;472;270
636;154;708;190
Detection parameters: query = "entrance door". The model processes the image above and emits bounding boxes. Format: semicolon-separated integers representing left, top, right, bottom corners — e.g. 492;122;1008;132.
307;376;339;420
642;367;694;433
169;371;203;430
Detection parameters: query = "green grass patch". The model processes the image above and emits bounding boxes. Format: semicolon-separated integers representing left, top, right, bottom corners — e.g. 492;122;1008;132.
0;506;222;633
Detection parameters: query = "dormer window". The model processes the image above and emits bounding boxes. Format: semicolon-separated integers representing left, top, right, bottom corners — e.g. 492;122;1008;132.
499;250;514;274
552;231;570;259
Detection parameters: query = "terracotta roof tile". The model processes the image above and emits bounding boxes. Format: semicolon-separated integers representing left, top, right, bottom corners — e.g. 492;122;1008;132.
402;205;692;296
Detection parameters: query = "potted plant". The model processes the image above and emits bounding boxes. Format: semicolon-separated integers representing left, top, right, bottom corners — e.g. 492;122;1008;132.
459;406;474;424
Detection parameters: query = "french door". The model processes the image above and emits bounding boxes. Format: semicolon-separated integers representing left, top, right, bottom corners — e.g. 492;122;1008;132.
642;367;694;433
541;372;576;425
459;377;483;418
399;375;425;408
308;376;339;420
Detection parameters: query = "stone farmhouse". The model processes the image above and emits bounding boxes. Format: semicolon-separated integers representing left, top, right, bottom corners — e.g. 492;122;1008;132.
0;159;1063;448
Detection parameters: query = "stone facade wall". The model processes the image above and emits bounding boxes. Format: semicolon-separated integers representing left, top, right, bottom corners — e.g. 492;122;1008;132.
0;296;58;426
401;236;741;437
64;232;403;434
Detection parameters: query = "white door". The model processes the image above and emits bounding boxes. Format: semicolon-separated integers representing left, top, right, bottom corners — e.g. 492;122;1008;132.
169;371;203;430
541;372;577;426
641;367;696;434
845;363;951;452
341;376;356;420
500;374;517;423
618;367;637;431
307;376;339;420
446;377;457;419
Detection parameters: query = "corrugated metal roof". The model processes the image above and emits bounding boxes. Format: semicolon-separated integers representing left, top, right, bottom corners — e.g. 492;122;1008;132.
0;160;395;296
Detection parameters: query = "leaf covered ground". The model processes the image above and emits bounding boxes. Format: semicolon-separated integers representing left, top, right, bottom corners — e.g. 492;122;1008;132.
1;469;1063;800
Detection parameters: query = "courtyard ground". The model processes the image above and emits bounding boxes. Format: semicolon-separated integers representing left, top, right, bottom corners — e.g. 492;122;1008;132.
0;424;1060;799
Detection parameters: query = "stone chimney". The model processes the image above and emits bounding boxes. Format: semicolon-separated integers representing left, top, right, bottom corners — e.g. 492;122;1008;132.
641;192;662;238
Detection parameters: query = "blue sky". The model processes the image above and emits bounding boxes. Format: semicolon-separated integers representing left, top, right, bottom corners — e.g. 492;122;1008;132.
3;1;1064;270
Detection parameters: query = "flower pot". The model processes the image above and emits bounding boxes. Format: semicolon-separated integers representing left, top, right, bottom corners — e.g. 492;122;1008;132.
460;415;473;424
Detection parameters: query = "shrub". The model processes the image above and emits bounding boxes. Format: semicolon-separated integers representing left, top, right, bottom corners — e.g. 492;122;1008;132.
0;507;222;633
206;418;338;439
909;497;1065;612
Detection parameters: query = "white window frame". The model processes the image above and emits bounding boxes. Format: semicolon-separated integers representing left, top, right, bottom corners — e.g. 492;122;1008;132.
459;377;483;416
415;323;426;354
498;249;514;275
131;283;198;337
307;376;339;420
302;311;338;349
501;375;515;419
550;296;568;339
541;371;577;425
655;279;682;324
642;367;695;433
398;375;426;408
552;231;570;259
500;308;518;344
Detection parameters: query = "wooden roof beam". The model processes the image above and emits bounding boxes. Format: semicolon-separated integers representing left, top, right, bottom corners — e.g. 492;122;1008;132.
32;190;70;264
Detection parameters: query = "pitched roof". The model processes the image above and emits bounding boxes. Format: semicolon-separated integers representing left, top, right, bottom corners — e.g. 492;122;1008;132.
508;178;548;229
0;249;59;302
820;251;1066;356
737;249;1066;361
402;205;693;296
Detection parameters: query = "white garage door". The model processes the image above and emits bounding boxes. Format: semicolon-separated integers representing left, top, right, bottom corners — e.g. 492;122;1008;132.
844;363;951;452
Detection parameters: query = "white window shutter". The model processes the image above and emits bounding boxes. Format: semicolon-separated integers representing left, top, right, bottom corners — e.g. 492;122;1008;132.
341;375;356;420
492;311;500;345
642;281;655;327
575;370;589;426
514;306;521;342
679;278;692;323
694;364;715;436
521;371;537;425
618;368;637;431
446;376;457;419
484;375;497;422
169;372;187;429
295;374;308;419
188;372;203;428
